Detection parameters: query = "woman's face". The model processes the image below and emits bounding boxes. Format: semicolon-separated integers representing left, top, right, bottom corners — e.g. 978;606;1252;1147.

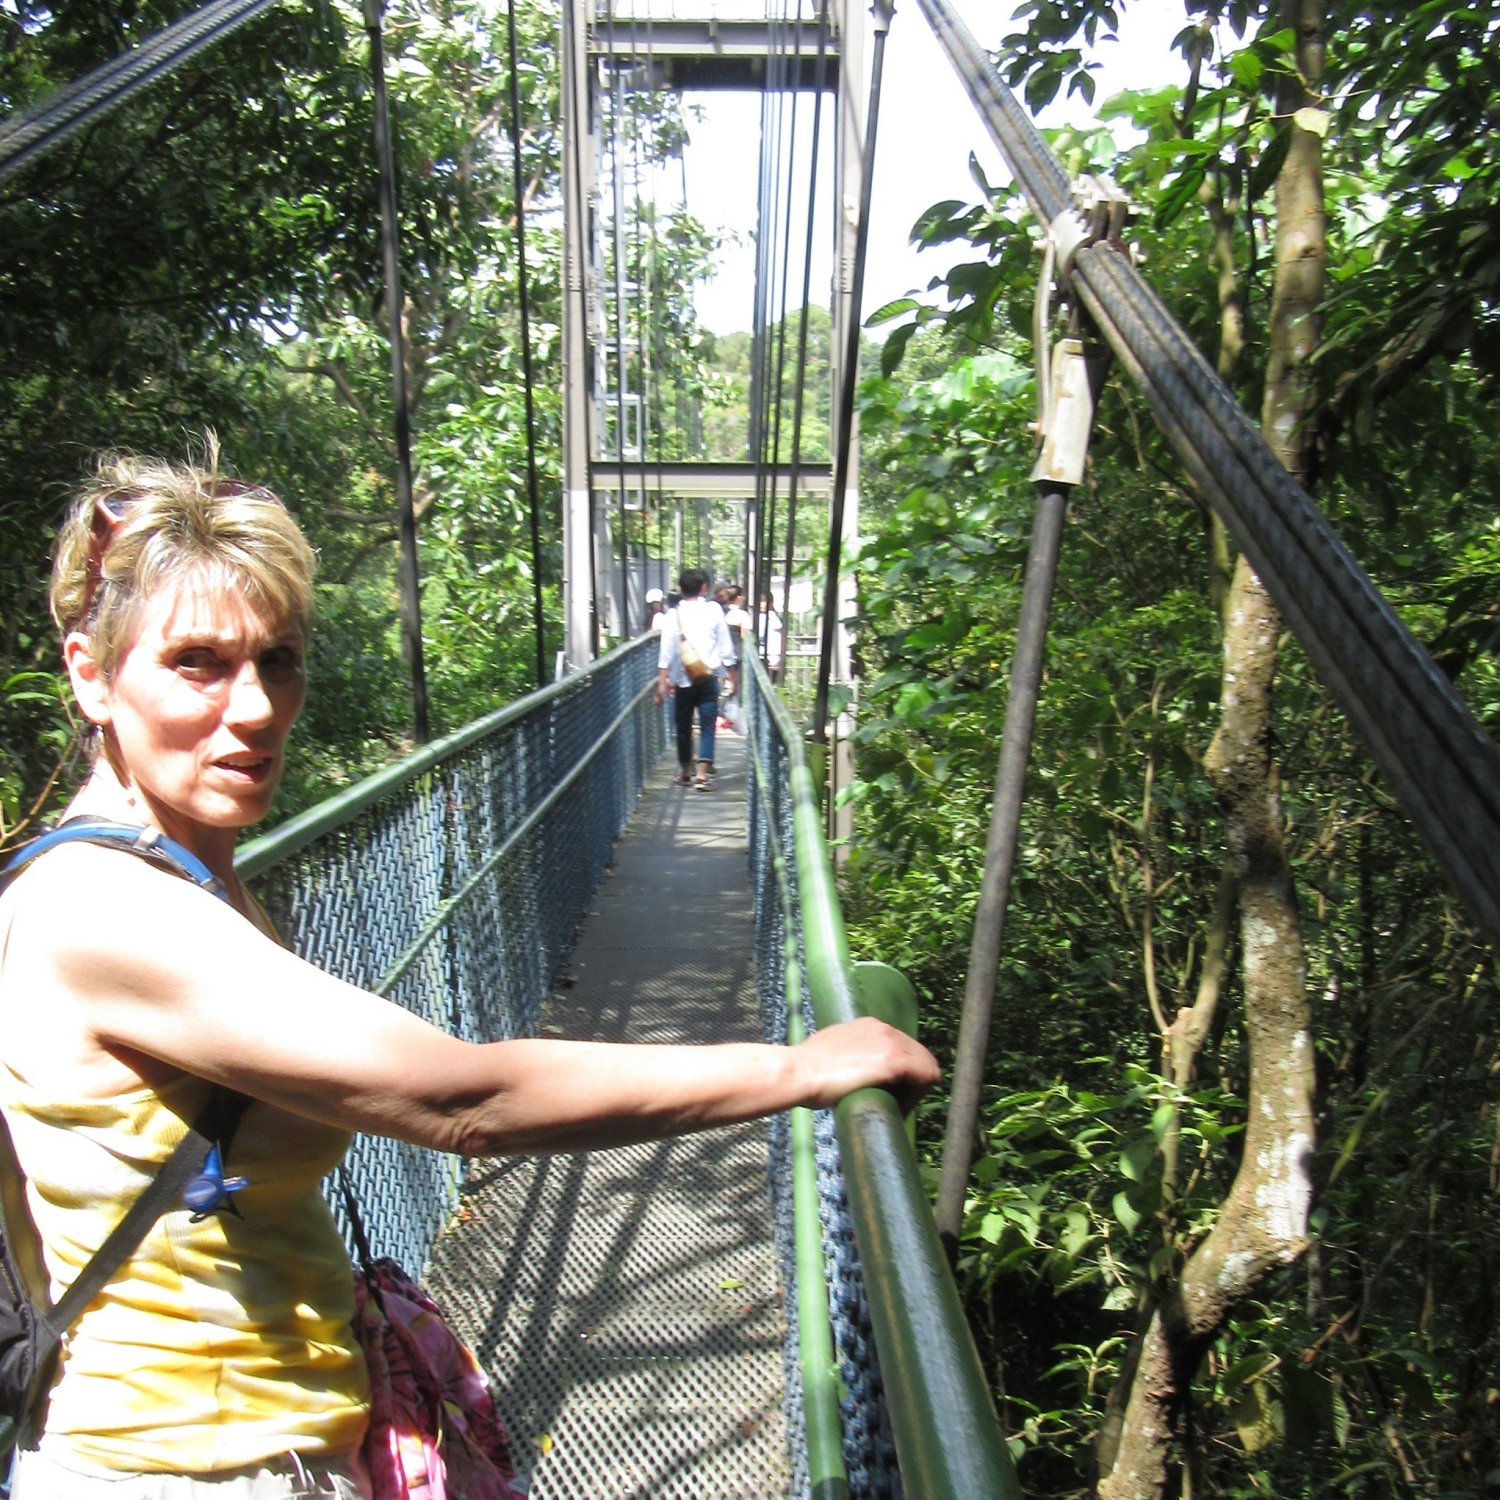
90;575;306;840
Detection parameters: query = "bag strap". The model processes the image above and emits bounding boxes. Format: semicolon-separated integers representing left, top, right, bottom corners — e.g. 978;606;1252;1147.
335;1166;377;1279
39;1092;250;1341
2;818;226;900
1;820;249;1342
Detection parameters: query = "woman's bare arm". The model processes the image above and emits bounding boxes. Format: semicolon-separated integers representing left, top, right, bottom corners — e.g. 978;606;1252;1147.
10;847;937;1156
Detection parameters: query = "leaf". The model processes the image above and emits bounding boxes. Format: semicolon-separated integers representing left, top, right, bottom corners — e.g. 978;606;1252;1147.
1112;1190;1141;1233
967;151;994;199
718;1278;744;1291
1331;1386;1350;1449
1292;105;1330;138
1231;1380;1280;1453
880;321;918;378
1229;50;1264;91
1153;158;1209;230
1248;125;1293;201
866;297;920;327
1119;1134;1156;1182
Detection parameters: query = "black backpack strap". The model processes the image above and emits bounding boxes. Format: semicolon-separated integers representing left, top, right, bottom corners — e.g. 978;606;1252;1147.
1;820;251;1384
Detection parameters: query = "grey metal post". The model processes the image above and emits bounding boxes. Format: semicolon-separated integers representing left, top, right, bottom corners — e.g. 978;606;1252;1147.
935;338;1104;1251
560;0;596;670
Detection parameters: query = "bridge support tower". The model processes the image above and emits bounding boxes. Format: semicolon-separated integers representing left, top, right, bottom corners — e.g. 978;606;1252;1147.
560;0;866;691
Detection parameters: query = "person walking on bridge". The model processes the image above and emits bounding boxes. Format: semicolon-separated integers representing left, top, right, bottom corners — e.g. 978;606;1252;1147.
653;568;733;791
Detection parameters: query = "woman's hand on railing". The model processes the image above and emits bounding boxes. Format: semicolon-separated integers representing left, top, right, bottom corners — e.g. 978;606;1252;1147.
796;1017;939;1115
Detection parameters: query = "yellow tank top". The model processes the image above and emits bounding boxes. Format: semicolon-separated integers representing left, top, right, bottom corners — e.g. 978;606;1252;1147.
1;1065;370;1473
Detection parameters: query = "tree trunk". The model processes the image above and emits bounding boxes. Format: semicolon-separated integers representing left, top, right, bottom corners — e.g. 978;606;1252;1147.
1096;6;1325;1495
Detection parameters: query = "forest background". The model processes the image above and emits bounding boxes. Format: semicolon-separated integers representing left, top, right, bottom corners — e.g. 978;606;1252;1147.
2;1;1498;1497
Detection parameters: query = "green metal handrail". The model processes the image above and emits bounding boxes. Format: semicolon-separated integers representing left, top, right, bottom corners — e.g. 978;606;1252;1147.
746;654;1022;1500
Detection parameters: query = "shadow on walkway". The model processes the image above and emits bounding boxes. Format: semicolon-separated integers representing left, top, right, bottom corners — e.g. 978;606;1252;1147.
426;729;790;1499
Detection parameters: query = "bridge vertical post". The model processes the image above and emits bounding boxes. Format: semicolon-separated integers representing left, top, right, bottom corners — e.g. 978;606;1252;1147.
828;0;864;704
560;0;597;672
812;0;867;824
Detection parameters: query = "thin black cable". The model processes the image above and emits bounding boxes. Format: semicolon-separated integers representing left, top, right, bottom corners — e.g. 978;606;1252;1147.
505;0;548;689
749;6;791;593
608;63;632;637
812;0;894;741
764;0;810;672
676;148;691;578
757;14;790;625
643;11;667;599
934;483;1069;1251
628;10;654;618
747;69;776;585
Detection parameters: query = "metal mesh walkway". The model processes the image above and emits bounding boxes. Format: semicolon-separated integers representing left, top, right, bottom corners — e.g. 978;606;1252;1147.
424;730;792;1499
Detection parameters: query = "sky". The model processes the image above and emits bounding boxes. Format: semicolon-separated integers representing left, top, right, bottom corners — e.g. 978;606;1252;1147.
676;1;1188;336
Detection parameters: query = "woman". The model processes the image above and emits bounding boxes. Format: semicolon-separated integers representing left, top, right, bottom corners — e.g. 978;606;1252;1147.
0;444;937;1497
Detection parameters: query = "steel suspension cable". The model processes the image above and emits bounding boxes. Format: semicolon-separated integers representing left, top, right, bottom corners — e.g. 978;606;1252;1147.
561;0;600;656
750;10;787;596
608;61;632;637
0;0;282;184
626;11;658;619
642;11;667;598
916;0;1500;951
762;8;805;650
779;0;832;654
629;11;665;614
746;79;773;583
626;14;644;624
811;0;894;742
675;149;691;579
504;0;548;689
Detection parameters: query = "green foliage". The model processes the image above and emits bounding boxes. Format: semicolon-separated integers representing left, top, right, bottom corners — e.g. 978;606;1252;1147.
1;0;725;838
845;6;1500;1494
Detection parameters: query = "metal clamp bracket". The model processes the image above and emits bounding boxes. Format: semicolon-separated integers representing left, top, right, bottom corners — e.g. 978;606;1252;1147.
1032;176;1130;474
1051;173;1134;280
1031;336;1107;487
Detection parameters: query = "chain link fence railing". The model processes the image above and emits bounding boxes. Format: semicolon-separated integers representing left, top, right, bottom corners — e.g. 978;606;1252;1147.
236;637;664;1273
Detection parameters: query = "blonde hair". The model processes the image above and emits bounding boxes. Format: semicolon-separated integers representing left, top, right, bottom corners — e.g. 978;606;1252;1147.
50;437;317;682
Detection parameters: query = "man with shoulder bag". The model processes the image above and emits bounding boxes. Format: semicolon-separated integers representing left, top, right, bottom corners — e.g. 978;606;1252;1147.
654;569;733;791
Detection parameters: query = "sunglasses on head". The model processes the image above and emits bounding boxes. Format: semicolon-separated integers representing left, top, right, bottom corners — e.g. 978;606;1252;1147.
77;478;281;627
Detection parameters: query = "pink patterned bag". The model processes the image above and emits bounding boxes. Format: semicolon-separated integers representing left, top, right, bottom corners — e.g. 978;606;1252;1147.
353;1257;528;1500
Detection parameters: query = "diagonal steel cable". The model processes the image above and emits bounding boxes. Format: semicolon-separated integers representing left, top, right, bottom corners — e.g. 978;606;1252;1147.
916;0;1500;953
0;0;283;185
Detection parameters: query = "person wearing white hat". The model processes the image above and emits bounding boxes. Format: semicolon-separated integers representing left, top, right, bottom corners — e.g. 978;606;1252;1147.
645;588;666;633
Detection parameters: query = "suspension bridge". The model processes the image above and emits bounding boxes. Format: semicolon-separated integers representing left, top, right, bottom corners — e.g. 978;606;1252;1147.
4;0;1500;1496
